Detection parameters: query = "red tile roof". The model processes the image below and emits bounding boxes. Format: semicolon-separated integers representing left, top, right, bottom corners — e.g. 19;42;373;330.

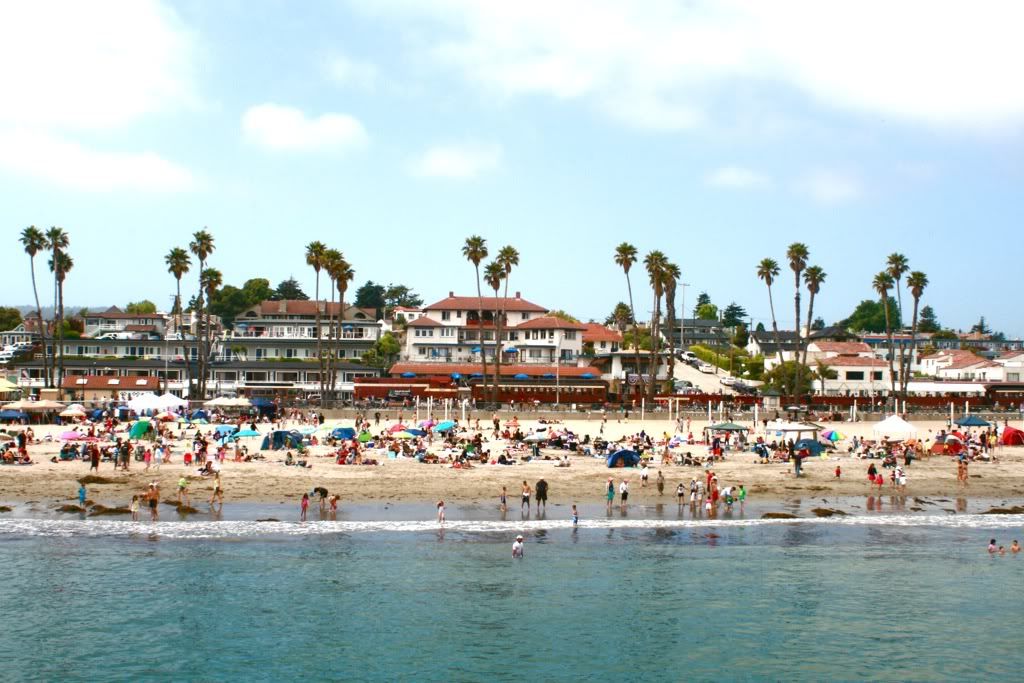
394;306;421;312
423;295;547;313
406;317;441;327
514;316;587;331
61;375;161;390
124;324;157;332
582;323;623;343
247;300;375;319
818;356;887;368
809;341;871;355
388;362;602;377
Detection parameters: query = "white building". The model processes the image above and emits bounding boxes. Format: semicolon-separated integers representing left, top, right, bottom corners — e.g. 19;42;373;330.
808;341;892;395
82;307;168;338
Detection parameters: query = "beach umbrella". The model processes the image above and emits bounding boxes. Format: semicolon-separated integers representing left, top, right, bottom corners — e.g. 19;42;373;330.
793;439;824;456
59;407;86;418
393;431;414;439
61;431;83;440
66;403;85;412
331;427;356;440
404;428;426;437
450;373;462;379
153;411;177;422
298;426;317;436
954;415;990;427
418;419;434;427
358;431;373;442
401;372;416;378
581;373;594;379
434;420;456;432
505;347;519;353
471;347;481;353
388;423;408;433
513;373;529;380
821;430;844;442
230;429;261;439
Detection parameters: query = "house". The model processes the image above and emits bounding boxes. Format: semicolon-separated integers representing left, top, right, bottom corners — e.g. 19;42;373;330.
919;349;1004;382
82;307;168;338
229;300;380;362
812;355;892;396
392;306;424;324
0;319;43;348
995;351;1024;383
60;374;161;402
671;319;730;349
402;291;548;363
582;323;622;355
747;330;801;369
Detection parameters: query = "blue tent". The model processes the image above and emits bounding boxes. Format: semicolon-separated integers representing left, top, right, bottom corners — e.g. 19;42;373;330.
89;409;104;421
581;373;594;379
260;430;303;451
513;373;529;380
954;415;990;427
401;372;416;378
450;373;462;379
505;347;519;353
331;427;356;440
542;373;555;379
793;439;824;456
0;410;28;421
190;409;209;420
607;449;641;468
405;428;426;437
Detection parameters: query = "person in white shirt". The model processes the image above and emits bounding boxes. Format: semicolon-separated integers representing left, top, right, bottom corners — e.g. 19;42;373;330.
619;480;629;510
512;535;524;558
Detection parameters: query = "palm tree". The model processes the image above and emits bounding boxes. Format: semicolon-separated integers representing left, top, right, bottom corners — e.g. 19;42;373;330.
48;251;73;386
189;229;215;398
321;249;342;399
165;247;191;340
644;250;668;401
905;270;929;396
814;361;838;395
786;243;809;396
20;226;49;386
462;236;489;403
494;246;519;404
45;227;69;387
483;262;504;403
614;243;641;399
306;241;328;396
799;266;827;372
662;262;680;392
332;256;354;401
886;253;910;392
873;271;897;397
756;258;785;393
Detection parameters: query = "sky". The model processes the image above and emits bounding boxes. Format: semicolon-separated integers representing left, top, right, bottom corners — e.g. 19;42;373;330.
2;0;1022;335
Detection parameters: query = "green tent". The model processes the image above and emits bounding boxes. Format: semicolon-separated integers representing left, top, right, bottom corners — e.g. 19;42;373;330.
129;420;152;440
707;422;748;432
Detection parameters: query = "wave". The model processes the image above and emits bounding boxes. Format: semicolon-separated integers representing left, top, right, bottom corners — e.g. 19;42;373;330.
1;514;1022;540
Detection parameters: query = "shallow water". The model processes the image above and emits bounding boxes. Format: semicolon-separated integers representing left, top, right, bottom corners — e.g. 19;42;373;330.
0;511;1022;681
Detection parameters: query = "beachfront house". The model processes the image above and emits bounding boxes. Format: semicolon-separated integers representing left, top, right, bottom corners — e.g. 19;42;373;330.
747;330;800;370
229;300;380;362
918;349;1004;382
581;323;622;356
82;306;168;339
804;341;892;395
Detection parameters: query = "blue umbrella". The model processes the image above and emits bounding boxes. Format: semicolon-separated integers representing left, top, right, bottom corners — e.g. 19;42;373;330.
471;347;481;353
231;429;260;438
434;420;456;432
450;373;462;379
793;439;824;456
214;425;236;434
581;373;594;379
513;373;529;380
405;428;426;437
505;347;519;353
542;373;555;379
401;372;416;378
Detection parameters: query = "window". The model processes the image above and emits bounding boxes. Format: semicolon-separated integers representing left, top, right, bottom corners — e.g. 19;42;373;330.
845;371;865;381
418;347;427;356
456;310;462;318
440;327;455;338
337;349;346;358
521;312;529;320
529;349;542;359
564;330;577;340
415;328;433;338
871;371;883;381
441;311;451;321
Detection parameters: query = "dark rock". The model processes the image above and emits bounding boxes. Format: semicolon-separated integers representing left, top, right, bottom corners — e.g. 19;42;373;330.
810;508;847;517
981;506;1024;515
0;505;12;513
761;512;798;519
256;518;280;522
79;476;118;485
57;505;86;513
89;505;131;516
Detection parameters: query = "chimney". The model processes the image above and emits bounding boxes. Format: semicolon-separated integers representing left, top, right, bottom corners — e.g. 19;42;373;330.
278;301;287;313
449;291;454;297
515;291;521;299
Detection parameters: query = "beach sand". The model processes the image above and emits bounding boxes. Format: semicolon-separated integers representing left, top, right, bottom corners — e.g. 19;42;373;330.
2;416;1023;511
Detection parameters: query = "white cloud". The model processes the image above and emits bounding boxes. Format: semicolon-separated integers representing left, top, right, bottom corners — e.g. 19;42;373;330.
242;103;369;151
326;54;380;89
409;143;502;179
0;0;197;130
362;0;1024;131
795;170;862;205
706;166;770;189
0;129;194;192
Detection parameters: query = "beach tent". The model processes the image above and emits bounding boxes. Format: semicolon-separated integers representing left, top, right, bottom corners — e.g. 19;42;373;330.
0;378;20;394
523;433;548;443
129;420;152;440
793;439;825;456
157;392;188;409
0;410;28;421
260;430;302;450
404;428;426;437
332;427;356;440
1001;427;1024;446
954;415;991;427
127;393;164;413
872;415;917;436
388;423;408;433
607;449;641;468
707;422;748;432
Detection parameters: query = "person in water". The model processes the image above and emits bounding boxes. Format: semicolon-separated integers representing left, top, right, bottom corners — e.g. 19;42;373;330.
300;492;309;521
512;534;524;558
437;499;446;524
988;539;997;554
571;504;579;528
1011;540;1021;554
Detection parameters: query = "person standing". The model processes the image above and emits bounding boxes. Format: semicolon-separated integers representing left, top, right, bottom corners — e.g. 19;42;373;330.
521;481;532;512
605;478;615;511
656;470;665;496
535;478;548;511
78;483;87;509
640;463;649;487
177;476;190;506
300;492;309;521
209;473;224;508
437;499;446;524
512;534;524;558
619;479;629;510
147;483;160;521
676;482;686;506
571;504;579;527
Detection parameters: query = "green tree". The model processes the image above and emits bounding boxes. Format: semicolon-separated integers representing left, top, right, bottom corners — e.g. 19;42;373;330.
931;329;958;340
604;302;633;330
125;300;157;314
329;256;354;400
241;278;274;304
20;226;49;385
623;326;653;351
306;241;328;394
362;331;402;368
721;302;748;327
493;245;520;404
463;236;489;402
354;280;386;316
904;271;928;396
971;316;991;335
799;265;826;372
811;317;825;331
786;242;809;399
887;253;910;393
757;257;785;391
189;229;215;398
273;278;308;301
547;309;580;323
382;284;423;312
873;271;897;395
731;323;749;348
46;228;70;386
0;306;22;331
692;291;711;316
207;286;250;328
662;262;680;392
762;360;813;397
839;299;902;333
644;250;668;400
917;305;940;333
614;242;642;397
695;303;718;320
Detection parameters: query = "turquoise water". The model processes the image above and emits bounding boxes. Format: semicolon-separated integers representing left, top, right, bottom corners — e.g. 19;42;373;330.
1;511;1022;681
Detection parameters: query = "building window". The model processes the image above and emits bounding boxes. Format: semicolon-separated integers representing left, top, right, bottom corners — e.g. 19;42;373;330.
521;313;529;320
845;371;865;381
871;371;883;381
529;349;542;359
441;311;450;321
564;331;577;340
440;327;455;338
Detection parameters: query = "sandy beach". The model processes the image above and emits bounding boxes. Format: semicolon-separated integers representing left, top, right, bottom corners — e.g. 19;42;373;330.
3;415;1024;513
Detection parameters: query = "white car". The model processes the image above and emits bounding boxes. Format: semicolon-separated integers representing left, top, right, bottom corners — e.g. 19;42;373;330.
720;376;737;386
697;361;715;373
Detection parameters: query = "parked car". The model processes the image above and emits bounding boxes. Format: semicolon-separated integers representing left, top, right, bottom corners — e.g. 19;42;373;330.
720;376;737;387
697;361;715;373
679;351;698;363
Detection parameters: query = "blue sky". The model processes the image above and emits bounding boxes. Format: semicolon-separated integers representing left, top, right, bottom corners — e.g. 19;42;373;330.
2;1;1022;335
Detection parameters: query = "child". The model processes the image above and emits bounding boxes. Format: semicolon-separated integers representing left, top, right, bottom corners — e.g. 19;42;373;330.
300;492;309;521
130;495;140;521
571;504;579;528
676;482;686;505
437;499;446;524
835;465;841;479
500;486;507;513
78;483;87;508
329;494;340;512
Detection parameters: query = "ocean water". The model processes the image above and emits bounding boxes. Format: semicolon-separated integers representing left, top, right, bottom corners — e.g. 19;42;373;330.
0;508;1022;682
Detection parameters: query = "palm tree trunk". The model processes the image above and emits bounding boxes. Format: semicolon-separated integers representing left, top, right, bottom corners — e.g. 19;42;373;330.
882;293;896;397
800;292;816;392
29;256;47;389
315;273;323;400
495;278;511;406
766;286;786;396
56;276;65;387
647;292;659;402
895;286;906;398
625;275;641;401
793;274;803;399
196;260;205;399
335;291;344;402
906;297;921;396
474;266;488;407
665;287;676;394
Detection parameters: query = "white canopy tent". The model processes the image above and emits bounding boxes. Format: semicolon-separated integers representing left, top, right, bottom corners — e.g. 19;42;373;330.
205;396;251;408
127;393;165;413
872;415;917;436
157;393;188;409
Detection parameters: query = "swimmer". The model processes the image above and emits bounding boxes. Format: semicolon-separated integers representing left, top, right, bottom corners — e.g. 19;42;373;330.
998;546;1006;556
328;494;340;512
512;534;524;558
437;499;446;524
571;504;579;528
1012;540;1021;554
500;486;507;512
988;539;997;554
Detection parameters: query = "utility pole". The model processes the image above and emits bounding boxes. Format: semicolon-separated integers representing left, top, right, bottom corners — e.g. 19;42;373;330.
679;283;690;353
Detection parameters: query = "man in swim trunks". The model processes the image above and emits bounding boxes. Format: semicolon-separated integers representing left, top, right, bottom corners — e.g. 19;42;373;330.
512;534;524;558
521;481;531;512
147;483;159;521
619;480;629;510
